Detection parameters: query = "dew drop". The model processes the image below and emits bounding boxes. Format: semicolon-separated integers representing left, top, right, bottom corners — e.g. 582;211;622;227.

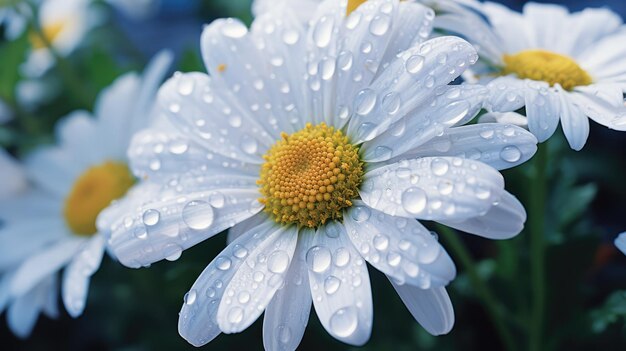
334;248;351;267
238;291;251;304
354;89;377;115
369;14;390;36
313;16;334;48
184;289;197;305
324;276;341;295
221;20;247;38
232;244;248;259
350;206;371;223
306;246;332;273
209;192;226;208
182;200;214;230
240;134;258;154
382;92;400;115
329;307;358;337
227;306;244;324
500;145;522;163
267;250;290;274
405;55;425;74
142;209;160;226
373;234;389;251
216;256;232;271
337;51;353;71
431;158;450;176
401;187;427;215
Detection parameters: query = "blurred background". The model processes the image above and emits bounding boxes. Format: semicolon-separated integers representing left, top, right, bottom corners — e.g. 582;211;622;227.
1;0;626;350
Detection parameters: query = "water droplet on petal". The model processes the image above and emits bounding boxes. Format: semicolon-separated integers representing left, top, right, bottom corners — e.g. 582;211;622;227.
354;89;377;115
401;187;427;215
329;307;358;337
267;250;290;274
500;145;522;163
142;209;160;226
431;158;450;176
324;276;341;295
184;289;197;305
306;246;332;273
369;14;390;36
405;55;425;74
182;200;214;230
216;256;232;270
221;20;247;38
350;206;371;222
227;306;244;324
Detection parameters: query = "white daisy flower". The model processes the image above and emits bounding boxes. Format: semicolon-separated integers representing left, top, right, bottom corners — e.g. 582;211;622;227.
0;51;172;337
428;0;626;150
616;232;626;255
252;0;324;24
100;0;537;348
21;0;93;77
0;0;31;40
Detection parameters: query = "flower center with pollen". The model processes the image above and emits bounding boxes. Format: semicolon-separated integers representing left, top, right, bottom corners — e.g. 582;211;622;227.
64;161;135;236
29;21;65;50
502;50;592;91
258;123;363;228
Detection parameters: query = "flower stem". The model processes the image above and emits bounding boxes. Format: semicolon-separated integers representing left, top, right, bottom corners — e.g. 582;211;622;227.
438;225;518;351
529;143;548;351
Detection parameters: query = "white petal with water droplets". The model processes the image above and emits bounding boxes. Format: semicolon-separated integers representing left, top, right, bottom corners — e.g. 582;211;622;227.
344;202;455;288
346;36;478;143
62;234;106;318
326;0;398;129
201;18;293;140
439;191;526;240
262;230;313;351
557;86;589;151
377;2;435;75
217;226;297;333
384;123;537;171
250;12;311;134
128;127;260;182
157;72;272;164
571;86;626;131
177;220;284;346
361;157;504;221
105;184;263;268
362;84;487;162
308;222;373;346
227;212;270;245
389;282;454;336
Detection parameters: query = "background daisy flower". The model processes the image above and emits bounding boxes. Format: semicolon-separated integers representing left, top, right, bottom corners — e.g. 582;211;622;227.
100;0;537;348
429;0;626;150
0;51;172;337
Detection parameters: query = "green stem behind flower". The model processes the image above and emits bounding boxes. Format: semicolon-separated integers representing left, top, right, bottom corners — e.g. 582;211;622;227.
438;225;518;351
529;144;549;351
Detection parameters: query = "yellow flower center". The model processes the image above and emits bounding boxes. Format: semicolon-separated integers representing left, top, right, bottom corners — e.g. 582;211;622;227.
64;161;135;236
346;0;367;16
258;123;363;228
502;50;592;91
29;21;65;49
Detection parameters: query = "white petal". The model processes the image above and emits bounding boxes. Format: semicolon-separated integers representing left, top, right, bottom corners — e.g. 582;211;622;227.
217;226;298;333
308;222;373;346
62;234;106;317
10;237;84;296
346;36;477;143
344;203;455;288
0;216;67;270
263;233;312;351
178;220;285;346
478;112;528;129
362;84;487;162
571;87;626;131
55;110;102;165
378;2;435;72
480;2;535;54
557;86;589;151
105;185;263;268
7;292;41;338
157;71;273;164
383;123;537;171
361;157;504;221
615;232;626;255
128;127;259;182
200;18;291;141
249;12;311;134
438;191;526;240
41;275;59;319
389;282;454;336
227;212;269;245
579;29;626;80
318;0;398;129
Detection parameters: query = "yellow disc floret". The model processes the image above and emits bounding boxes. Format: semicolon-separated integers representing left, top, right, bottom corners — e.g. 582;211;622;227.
64;161;135;236
258;123;363;228
502;49;592;91
346;0;367;16
29;21;65;50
